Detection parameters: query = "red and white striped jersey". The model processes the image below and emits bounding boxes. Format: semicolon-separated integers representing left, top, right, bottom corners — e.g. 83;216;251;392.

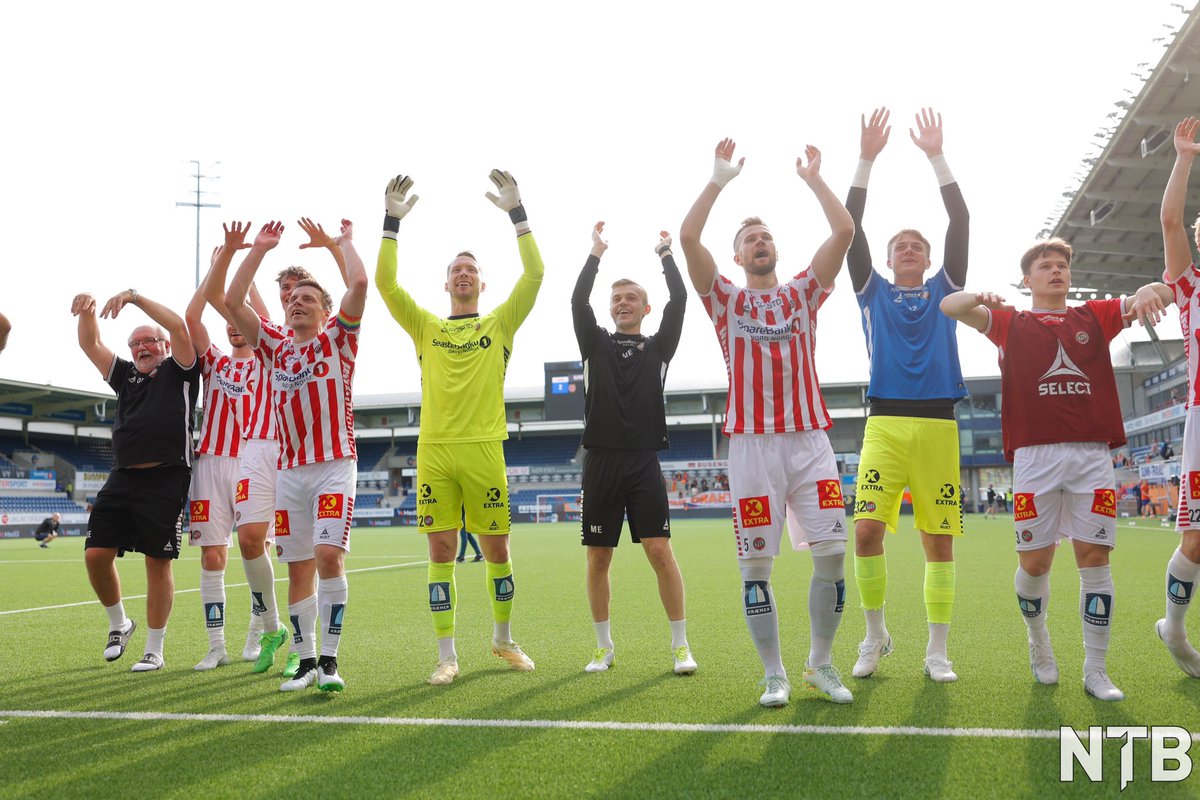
701;268;832;435
196;344;252;458
255;316;359;469
1167;264;1200;409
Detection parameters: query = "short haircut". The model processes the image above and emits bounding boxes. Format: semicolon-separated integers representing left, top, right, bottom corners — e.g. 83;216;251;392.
1019;237;1073;276
611;278;648;306
276;266;315;285
446;250;479;277
733;217;767;251
887;229;931;257
293;279;333;314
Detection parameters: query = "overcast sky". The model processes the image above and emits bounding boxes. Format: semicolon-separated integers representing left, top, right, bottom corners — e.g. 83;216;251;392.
2;0;1187;401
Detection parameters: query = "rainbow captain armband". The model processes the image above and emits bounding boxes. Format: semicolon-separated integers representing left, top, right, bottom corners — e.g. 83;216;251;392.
337;311;362;330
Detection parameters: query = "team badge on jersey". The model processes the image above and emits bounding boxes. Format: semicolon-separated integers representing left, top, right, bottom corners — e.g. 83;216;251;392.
817;480;843;509
1013;493;1038;521
190;500;209;523
275;510;291;536
235;479;249;503
1190;471;1200;500
317;494;343;519
1091;489;1116;518
738;496;772;528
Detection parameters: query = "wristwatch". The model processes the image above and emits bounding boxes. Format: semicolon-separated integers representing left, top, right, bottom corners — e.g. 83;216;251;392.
129;289;139;302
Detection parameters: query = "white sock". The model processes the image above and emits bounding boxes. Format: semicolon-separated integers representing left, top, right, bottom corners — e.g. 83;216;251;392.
1079;565;1114;673
104;601;129;632
200;568;226;648
242;553;281;632
808;541;846;668
927;622;949;659
288;594;318;660
145;627;166;658
1014;566;1051;642
864;608;887;642
438;636;458;662
740;559;785;678
1165;548;1200;637
594;619;613;650
493;621;512;645
317;576;348;658
669;619;688;650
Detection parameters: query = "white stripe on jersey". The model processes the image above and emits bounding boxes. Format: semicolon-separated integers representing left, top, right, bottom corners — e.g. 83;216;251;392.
1169;265;1200;409
196;345;252;458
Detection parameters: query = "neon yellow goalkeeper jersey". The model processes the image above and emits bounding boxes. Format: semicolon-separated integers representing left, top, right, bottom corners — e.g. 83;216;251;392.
376;234;543;443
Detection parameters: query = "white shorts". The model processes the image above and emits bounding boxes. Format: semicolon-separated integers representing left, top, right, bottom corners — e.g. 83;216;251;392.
1176;407;1200;532
728;430;848;560
187;455;238;547
274;458;357;563
1012;442;1117;551
237;438;279;529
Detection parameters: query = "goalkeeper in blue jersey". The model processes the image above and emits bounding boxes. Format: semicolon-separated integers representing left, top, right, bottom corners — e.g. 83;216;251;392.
844;107;969;684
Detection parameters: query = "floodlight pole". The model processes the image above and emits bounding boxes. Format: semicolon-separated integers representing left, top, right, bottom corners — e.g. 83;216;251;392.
176;160;220;288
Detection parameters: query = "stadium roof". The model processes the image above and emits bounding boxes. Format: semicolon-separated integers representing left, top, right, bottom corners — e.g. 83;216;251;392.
0;379;114;428
1044;4;1200;297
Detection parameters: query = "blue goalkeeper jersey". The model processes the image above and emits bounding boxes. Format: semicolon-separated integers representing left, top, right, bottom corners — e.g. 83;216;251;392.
857;267;966;402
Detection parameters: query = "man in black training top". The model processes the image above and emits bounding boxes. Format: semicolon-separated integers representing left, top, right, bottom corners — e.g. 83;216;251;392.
572;221;696;675
72;288;200;672
34;512;61;548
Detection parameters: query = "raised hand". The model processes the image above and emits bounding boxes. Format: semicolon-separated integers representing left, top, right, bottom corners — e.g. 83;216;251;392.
71;293;97;317
591;221;608;255
1125;286;1168;327
99;290;135;319
860;107;891;161
298;217;335;250
1174;117;1200;159
385;175;420;220
485;169;523;213
974;291;1011;311
711;138;744;188
223;220;253;252
335;218;354;245
795;145;822;182
910;107;943;157
253;221;284;251
655;230;673;257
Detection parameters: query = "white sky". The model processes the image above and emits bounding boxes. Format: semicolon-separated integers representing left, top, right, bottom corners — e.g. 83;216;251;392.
3;0;1188;399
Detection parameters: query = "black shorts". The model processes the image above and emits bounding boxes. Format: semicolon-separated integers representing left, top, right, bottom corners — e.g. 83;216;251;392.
86;465;190;560
580;448;670;547
34;530;49;541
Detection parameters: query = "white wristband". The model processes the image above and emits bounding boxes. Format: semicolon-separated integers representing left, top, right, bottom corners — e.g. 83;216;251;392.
929;154;955;186
851;159;873;189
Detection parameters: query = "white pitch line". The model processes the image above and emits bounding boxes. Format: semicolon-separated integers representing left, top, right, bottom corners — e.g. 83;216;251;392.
0;560;427;616
0;708;1137;740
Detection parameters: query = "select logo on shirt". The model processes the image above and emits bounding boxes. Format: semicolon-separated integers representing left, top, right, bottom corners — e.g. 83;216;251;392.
190;500;209;523
1037;343;1092;396
275;510;291;537
235;479;249;503
1014;493;1039;521
739;496;772;528
817;480;843;509
1091;489;1117;518
317;494;344;519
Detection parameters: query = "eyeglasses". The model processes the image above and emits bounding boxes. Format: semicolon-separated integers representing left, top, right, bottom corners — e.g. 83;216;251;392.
128;337;166;349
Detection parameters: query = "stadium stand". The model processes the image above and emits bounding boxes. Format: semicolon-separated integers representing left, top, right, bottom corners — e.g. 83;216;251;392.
502;435;580;466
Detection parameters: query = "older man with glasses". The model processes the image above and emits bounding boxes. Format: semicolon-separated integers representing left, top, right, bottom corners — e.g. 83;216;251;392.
72;288;200;672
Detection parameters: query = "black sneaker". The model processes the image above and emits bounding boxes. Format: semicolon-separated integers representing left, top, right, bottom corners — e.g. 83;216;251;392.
317;655;345;692
104;619;137;662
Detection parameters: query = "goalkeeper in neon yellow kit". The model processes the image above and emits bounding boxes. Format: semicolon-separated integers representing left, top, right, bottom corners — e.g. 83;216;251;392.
375;171;543;685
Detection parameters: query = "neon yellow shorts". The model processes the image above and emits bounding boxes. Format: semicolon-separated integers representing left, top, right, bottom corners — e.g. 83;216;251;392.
853;415;962;536
415;440;511;536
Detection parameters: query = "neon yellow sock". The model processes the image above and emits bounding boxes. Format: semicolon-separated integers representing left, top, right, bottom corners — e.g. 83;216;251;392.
428;561;457;638
855;553;887;610
486;559;514;624
924;561;956;625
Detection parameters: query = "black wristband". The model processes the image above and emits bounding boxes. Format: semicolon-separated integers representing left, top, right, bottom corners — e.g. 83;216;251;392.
507;205;528;225
383;214;401;239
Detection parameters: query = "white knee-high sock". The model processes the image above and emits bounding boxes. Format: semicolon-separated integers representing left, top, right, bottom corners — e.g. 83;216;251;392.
288;594;318;660
1079;565;1114;673
1014;566;1051;642
242;553;281;632
808;540;846;668
1165;549;1200;636
200;568;226;648
318;576;348;658
740;558;785;679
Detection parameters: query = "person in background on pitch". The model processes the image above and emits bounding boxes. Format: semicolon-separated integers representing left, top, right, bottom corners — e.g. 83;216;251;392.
34;512;61;548
572;221;696;676
457;508;482;563
72;287;200;672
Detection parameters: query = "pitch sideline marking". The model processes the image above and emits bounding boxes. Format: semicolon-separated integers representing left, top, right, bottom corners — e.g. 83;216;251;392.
0;708;1165;740
0;560;428;616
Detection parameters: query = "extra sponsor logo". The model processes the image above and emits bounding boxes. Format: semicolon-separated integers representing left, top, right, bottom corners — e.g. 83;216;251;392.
860;469;883;492
235;479;249;503
419;483;436;506
817;480;843;510
484;486;504;509
317;493;343;519
936;483;959;507
1091;489;1116;518
738;496;772;528
1190;471;1200;500
190;500;210;523
275;510;291;537
1014;493;1038;521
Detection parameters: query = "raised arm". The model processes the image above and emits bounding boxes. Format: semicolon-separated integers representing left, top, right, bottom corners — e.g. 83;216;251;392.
375;174;422;330
488;170;544;328
910;108;970;288
299;217;350;288
71;293;114;376
225;221;284;348
680;139;743;294
655;231;688;361
186;247;218;356
796;145;855;289
203;221;253;326
571;222;605;354
940;290;1010;333
100;289;195;368
846;107;890;293
1123;282;1175;327
1162;117;1200;282
333;220;368;320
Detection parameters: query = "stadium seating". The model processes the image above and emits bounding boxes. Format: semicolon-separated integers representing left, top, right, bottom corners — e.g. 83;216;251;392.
661;429;718;461
502;435;579;466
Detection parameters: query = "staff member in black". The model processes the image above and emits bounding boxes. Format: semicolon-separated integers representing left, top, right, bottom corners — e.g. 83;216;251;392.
34;512;61;548
72;288;200;672
572;222;696;676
